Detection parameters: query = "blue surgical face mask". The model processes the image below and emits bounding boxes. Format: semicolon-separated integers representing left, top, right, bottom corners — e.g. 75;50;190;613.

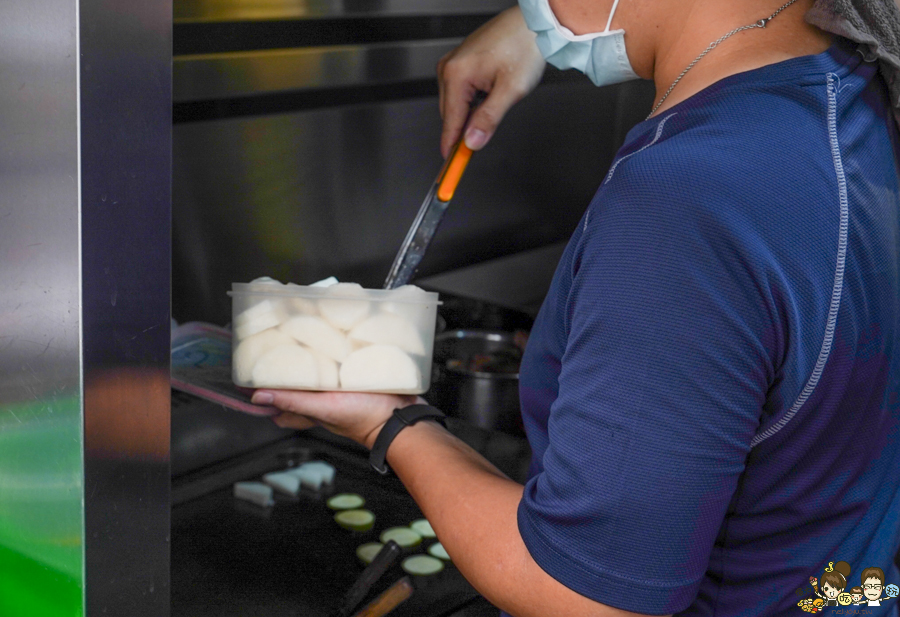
518;0;639;87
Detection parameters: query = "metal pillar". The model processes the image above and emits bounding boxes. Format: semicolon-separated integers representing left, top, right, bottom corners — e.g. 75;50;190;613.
0;0;172;614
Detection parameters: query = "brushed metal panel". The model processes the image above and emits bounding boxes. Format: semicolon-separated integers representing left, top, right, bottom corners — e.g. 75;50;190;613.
172;79;656;326
79;0;172;613
175;0;514;22
0;0;84;615
174;39;461;102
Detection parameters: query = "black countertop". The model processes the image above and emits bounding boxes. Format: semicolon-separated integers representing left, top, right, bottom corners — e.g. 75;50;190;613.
171;393;531;617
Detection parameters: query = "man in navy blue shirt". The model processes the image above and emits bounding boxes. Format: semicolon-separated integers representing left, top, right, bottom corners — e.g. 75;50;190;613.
255;0;900;615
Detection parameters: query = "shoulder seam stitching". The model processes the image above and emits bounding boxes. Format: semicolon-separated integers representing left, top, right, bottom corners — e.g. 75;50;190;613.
750;72;848;448
602;113;677;186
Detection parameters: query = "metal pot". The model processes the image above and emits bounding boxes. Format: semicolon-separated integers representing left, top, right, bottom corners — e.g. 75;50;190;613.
427;329;524;437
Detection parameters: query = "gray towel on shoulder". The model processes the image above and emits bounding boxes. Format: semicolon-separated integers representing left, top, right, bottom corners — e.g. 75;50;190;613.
807;0;900;126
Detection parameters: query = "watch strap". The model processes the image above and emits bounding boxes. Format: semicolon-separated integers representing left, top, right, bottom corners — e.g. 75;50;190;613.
370;404;446;474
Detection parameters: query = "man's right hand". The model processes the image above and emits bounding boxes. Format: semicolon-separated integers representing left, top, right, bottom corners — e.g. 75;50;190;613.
436;6;546;158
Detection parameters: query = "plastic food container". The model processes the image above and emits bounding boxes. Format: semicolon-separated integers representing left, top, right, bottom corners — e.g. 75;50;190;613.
229;281;441;394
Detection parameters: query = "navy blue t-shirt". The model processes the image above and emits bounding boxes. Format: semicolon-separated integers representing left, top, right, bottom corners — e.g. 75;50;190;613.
516;38;900;615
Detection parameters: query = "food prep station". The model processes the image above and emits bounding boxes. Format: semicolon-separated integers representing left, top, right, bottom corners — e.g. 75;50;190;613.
169;293;535;617
171;394;531;617
1;0;655;615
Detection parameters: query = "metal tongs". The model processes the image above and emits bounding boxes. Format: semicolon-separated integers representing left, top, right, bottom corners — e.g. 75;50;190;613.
383;94;485;289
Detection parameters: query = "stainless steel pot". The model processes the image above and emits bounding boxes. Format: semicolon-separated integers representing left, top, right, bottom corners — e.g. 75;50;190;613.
427;329;524;437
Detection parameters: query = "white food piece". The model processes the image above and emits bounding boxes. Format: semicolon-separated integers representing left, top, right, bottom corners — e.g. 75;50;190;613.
308;348;340;389
280;315;351;363
290;297;318;315
299;467;324;490
428;542;451;561
233;329;297;384
318;282;370;330
356;542;384;565
409;519;436;539
262;471;302;496
309;276;339;287
380;527;422;549
248;276;284;287
402;555;444;576
339;344;421;392
285;462;330;490
251;345;319;389
284;283;319;315
234;299;288;339
302;460;336;484
382;285;430;321
388;284;427;297
348;313;425;356
233;481;275;507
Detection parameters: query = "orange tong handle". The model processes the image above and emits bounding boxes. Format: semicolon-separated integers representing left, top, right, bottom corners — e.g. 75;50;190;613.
436;141;473;203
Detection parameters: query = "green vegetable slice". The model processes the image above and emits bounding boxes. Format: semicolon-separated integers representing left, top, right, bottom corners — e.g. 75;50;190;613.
427;542;450;561
401;555;444;576
327;493;365;510
379;527;422;549
355;542;384;565
334;509;375;532
409;518;435;539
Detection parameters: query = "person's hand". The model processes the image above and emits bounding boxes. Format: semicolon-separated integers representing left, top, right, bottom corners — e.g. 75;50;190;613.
251;389;419;449
437;6;545;157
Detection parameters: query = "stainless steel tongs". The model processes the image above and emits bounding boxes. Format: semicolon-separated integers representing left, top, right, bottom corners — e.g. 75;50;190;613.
383;95;483;289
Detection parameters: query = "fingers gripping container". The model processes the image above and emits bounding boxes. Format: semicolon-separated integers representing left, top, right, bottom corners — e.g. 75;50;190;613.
229;282;441;394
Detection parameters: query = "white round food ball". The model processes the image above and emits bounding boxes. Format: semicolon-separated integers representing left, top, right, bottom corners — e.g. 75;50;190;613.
234;298;288;340
339;344;421;392
251;344;319;389
284;283;319;315
318;283;370;330
308;347;340;389
279;315;351;363
233;328;297;384
248;276;284;287
348;313;425;356
382;284;430;322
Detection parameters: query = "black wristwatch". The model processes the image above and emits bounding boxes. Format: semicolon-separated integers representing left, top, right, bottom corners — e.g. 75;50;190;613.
369;404;446;474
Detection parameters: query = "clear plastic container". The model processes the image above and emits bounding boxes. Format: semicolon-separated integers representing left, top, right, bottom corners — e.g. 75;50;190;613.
229;282;441;394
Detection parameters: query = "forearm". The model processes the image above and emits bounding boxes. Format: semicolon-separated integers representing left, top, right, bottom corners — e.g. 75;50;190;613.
385;421;656;617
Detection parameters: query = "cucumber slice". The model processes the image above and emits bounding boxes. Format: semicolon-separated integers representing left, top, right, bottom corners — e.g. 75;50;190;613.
327;493;365;510
409;518;435;539
334;509;375;532
401;555;444;576
379;527;422;549
427;542;450;561
355;542;384;565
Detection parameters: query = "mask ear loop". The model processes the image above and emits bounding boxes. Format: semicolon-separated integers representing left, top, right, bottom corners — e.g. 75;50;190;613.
604;0;622;32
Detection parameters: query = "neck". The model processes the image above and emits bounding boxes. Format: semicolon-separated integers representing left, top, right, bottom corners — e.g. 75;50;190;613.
645;0;833;117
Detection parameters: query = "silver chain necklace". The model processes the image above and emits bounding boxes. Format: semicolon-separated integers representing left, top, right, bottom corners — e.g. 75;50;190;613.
647;0;799;119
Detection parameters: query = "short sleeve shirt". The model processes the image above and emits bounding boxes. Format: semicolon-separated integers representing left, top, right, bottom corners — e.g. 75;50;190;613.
516;38;900;616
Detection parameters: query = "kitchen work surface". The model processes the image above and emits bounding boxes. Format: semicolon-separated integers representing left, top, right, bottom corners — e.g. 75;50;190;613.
171;422;530;617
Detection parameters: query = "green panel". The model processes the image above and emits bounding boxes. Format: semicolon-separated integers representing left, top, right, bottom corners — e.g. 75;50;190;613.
0;396;83;617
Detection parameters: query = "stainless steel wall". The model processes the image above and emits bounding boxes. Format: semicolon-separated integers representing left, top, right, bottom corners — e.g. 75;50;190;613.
0;1;84;614
1;0;172;614
171;2;655;324
173;79;654;326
